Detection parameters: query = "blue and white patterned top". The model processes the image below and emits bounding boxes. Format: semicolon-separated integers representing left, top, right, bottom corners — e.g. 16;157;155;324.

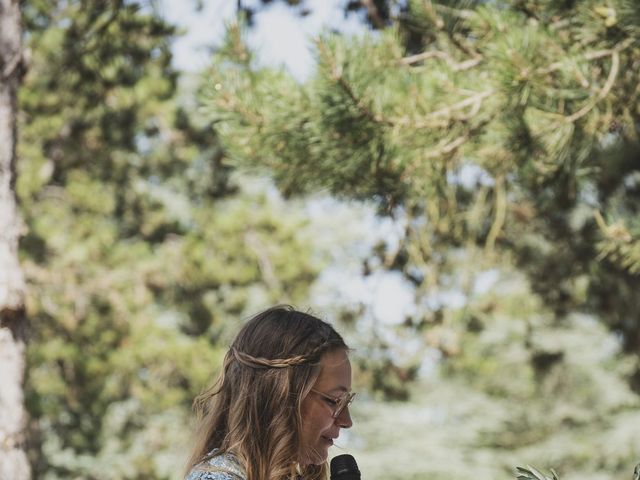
185;450;246;480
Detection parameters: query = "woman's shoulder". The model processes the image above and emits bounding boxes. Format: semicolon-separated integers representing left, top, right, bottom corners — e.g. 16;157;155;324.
185;450;246;480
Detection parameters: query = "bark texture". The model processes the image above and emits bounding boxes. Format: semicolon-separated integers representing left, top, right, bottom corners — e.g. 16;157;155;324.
0;0;30;478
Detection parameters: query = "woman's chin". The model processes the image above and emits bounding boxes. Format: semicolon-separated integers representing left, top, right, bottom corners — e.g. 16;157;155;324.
300;447;329;466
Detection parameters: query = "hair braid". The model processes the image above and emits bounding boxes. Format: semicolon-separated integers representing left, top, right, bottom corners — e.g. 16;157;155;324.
230;340;330;369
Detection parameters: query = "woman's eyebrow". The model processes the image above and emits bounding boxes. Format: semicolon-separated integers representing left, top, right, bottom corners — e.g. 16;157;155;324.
328;386;350;393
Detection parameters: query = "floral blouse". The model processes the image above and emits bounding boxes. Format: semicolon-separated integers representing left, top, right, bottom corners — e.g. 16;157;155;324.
185;450;246;480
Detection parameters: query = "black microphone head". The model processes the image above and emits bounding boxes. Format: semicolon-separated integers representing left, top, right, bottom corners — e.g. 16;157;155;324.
330;454;361;480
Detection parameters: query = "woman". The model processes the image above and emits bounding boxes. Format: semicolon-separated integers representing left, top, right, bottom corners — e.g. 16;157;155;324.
185;305;355;480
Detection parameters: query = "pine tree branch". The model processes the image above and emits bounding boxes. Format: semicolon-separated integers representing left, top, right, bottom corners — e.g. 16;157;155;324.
335;75;394;125
433;3;476;20
332;78;491;130
395;89;493;128
421;0;444;29
316;39;395;126
594;210;632;242
416;1;481;63
400;114;494;185
584;36;635;60
565;49;619;123
400;50;449;65
216;89;263;126
422;135;467;159
318;37;491;130
400;49;482;71
448;31;480;59
359;0;387;29
536;37;634;77
594;210;640;274
485;175;506;252
536;59;590;88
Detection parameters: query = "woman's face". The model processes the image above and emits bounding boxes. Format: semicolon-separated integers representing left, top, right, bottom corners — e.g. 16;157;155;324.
299;348;353;466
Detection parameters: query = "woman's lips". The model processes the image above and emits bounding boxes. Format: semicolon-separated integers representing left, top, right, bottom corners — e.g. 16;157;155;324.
321;436;334;446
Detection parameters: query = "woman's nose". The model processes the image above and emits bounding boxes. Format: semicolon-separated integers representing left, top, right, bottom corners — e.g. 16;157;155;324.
335;406;353;429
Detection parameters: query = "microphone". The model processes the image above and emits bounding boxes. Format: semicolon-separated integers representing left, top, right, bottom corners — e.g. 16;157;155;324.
330;454;361;480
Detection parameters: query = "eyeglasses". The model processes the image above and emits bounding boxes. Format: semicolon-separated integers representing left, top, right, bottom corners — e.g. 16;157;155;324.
310;389;356;418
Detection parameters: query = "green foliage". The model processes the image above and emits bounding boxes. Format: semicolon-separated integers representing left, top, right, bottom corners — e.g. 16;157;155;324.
516;466;559;480
19;2;323;478
203;2;640;478
204;0;640;364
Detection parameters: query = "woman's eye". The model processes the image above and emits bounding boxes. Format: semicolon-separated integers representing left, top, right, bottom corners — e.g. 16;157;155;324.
323;397;339;406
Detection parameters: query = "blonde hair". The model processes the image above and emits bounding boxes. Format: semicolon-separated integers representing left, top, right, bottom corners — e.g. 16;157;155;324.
185;306;349;480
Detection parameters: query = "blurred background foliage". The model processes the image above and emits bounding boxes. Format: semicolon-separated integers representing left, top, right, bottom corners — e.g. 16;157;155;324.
19;1;321;478
16;0;640;479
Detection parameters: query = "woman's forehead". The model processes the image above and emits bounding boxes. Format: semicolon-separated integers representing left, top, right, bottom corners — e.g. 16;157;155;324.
315;349;352;390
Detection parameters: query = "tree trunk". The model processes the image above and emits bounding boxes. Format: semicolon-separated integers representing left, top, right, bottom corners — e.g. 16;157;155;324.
0;0;30;478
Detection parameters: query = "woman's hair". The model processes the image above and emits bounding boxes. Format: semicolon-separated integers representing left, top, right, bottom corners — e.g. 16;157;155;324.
185;305;349;480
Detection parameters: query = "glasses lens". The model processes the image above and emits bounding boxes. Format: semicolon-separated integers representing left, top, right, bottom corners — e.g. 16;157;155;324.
333;392;355;418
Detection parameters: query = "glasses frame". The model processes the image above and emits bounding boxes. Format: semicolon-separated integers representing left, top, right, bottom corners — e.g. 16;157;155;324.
310;389;356;418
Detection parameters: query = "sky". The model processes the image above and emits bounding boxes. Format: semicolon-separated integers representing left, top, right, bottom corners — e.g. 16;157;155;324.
159;0;365;80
